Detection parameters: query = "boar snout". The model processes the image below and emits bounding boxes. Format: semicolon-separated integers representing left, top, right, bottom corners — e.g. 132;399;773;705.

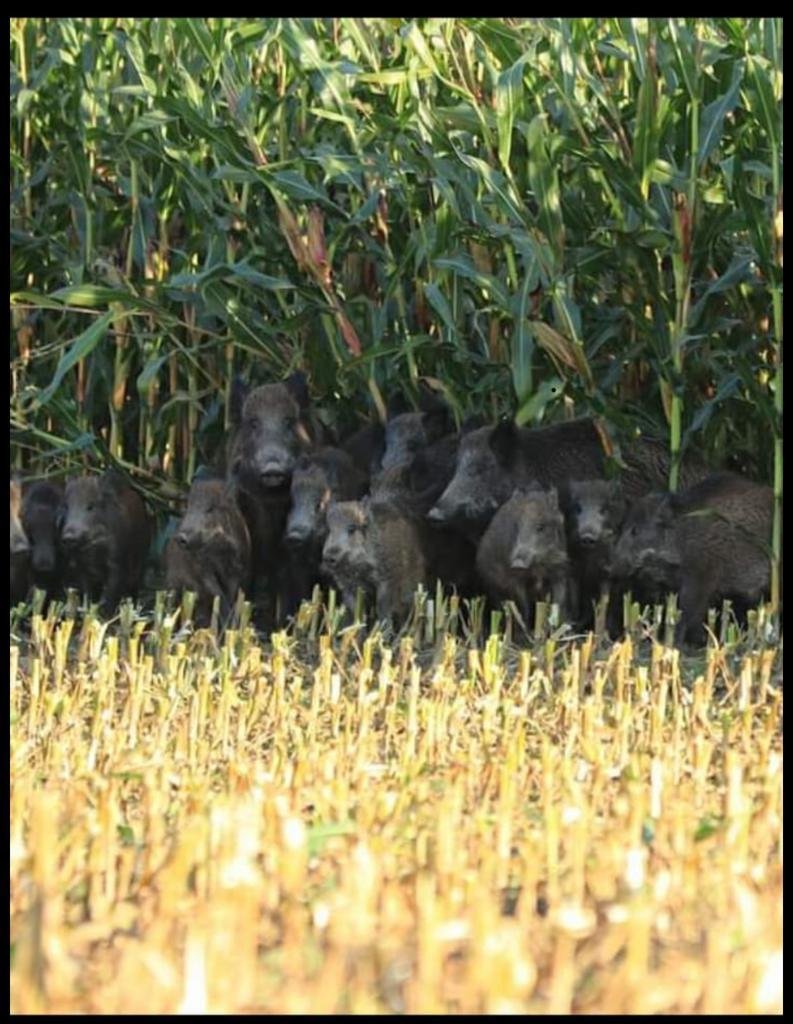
60;525;83;549
510;547;535;571
285;522;311;546
32;547;55;573
259;464;289;488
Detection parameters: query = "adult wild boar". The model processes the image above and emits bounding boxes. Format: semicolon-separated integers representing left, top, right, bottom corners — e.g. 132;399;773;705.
611;472;773;646
10;478;30;603
429;417;707;542
227;371;322;623
60;471;151;614
165;477;251;626
475;487;572;629
22;480;64;598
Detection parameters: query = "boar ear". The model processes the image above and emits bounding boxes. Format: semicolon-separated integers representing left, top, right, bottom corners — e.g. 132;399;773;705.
285;370;310;410
489;417;518;466
230;375;248;428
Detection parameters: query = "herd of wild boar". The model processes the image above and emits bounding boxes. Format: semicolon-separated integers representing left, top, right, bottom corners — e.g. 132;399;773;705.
10;372;777;647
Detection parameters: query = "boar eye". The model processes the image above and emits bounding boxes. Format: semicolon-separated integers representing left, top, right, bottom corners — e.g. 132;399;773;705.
347;525;357;536
245;416;260;429
285;416;298;429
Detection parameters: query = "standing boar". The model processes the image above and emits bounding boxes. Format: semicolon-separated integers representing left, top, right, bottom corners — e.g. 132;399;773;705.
165;477;251;626
10;478;30;603
227;371;321;623
60;471;151;614
560;479;626;631
321;496;429;627
611;472;773;646
368;495;430;626
321;499;378;616
475;487;572;629
283;447;368;612
429;417;708;542
21;480;64;598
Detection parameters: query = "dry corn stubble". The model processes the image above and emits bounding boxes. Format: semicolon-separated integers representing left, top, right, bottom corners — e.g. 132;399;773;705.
9;596;783;1014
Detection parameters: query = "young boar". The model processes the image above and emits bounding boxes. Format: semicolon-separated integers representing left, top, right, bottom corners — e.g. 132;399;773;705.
475;487;572;629
321;496;430;627
561;479;626;631
165;477;251;626
60;471;151;614
611;472;773;646
283;447;368;614
321;499;378;616
10;478;30;603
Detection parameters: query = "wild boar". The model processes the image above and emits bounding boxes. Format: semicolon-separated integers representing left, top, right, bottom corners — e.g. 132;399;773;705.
321;495;429;627
60;471;151;614
321;499;377;616
429;417;708;542
165;477;251;626
283;447;368;614
475;487;572;629
560;479;626;632
611;472;774;646
227;371;321;623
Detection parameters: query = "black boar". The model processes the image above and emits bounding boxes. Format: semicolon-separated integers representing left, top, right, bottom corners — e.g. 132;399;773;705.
283;447;368;613
611;472;773;646
429;417;708;542
475;487;572;629
10;478;30;603
560;479;626;631
21;480;64;598
227;372;321;623
60;471;151;614
165;477;251;625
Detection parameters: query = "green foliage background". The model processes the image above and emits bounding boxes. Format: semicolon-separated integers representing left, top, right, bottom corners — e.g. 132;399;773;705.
9;18;783;601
